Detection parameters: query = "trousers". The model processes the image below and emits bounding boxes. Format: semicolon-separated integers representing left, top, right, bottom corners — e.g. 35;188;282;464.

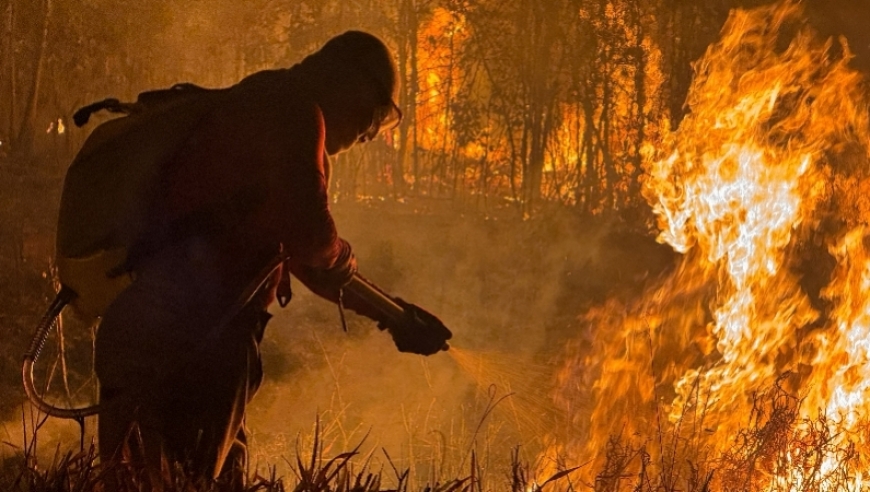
94;236;270;482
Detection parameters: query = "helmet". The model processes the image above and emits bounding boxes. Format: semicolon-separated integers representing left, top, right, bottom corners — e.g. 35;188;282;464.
316;31;403;139
319;31;399;102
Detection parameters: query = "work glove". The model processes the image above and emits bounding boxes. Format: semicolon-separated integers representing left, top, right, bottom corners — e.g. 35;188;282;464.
379;298;452;356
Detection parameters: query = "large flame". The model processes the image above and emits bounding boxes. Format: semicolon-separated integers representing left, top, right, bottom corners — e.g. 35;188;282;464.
417;8;467;154
544;2;870;490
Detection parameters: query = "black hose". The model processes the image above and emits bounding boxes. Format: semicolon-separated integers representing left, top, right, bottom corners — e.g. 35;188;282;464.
24;256;289;420
22;285;100;419
23;286;76;361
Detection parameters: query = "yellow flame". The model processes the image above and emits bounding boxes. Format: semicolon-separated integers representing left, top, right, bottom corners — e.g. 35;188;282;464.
416;8;467;153
543;2;870;489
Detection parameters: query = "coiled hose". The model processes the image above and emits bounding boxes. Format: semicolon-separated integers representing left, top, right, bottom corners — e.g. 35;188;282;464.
21;255;287;420
22;285;101;419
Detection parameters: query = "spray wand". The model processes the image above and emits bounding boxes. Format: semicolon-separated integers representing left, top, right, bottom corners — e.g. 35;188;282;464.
344;274;452;354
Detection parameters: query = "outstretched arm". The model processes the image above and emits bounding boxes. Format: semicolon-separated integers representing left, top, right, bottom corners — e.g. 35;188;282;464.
261;102;379;320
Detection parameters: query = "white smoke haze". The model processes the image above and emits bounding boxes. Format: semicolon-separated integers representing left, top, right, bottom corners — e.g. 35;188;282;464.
246;200;673;482
1;199;674;487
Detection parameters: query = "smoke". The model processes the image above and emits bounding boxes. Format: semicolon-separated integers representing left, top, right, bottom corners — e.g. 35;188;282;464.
0;0;678;479
0;197;674;486
245;200;675;482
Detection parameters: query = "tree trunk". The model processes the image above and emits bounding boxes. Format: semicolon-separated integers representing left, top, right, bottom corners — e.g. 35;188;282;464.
629;3;646;207
579;79;598;213
438;15;457;197
5;0;15;146
14;0;51;158
409;1;420;195
505;110;519;204
394;0;413;198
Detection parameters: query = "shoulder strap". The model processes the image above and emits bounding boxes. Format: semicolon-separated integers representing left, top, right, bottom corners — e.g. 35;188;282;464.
72;83;214;128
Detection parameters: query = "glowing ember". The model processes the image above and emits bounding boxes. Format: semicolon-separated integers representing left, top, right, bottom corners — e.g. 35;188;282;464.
543;2;870;490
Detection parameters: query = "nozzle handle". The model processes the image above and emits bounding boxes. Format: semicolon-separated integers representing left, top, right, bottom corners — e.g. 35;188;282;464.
344;273;451;353
344;274;405;323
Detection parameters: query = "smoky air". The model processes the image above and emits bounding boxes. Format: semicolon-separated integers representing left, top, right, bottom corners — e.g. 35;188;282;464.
2;0;869;490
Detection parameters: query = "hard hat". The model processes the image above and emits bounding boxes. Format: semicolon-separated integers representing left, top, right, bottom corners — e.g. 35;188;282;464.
317;31;403;139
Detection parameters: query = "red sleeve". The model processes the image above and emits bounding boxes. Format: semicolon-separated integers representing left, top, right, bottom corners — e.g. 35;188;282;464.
260;103;382;321
263;103;342;270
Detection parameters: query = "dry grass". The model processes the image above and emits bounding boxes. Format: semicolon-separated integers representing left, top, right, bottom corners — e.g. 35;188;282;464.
4;377;865;492
6;304;858;492
0;415;578;492
717;381;861;492
0;444;574;492
561;377;862;492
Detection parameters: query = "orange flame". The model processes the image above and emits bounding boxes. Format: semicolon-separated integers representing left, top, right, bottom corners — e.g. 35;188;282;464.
543;2;870;489
417;8;467;153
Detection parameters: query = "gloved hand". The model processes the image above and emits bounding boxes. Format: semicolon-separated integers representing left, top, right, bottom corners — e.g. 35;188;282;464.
379;298;452;356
